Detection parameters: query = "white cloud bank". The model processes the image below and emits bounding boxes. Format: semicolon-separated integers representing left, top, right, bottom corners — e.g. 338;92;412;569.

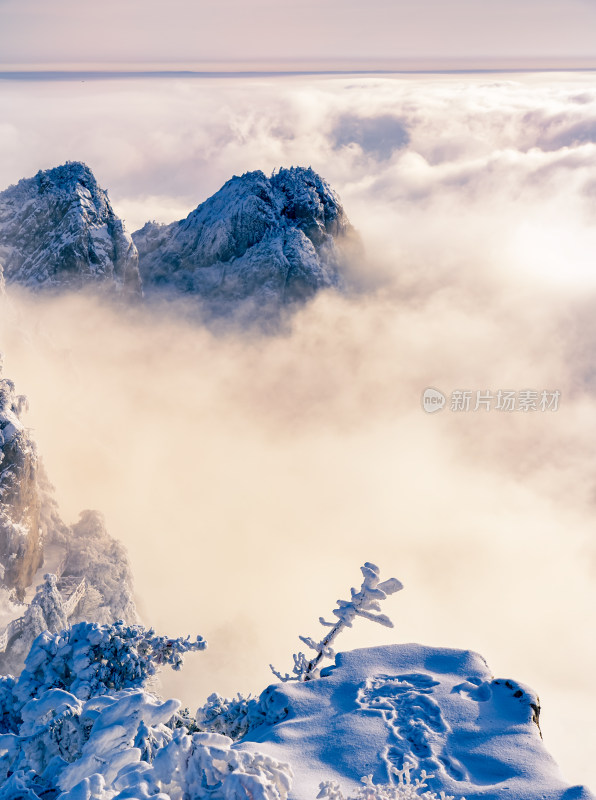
0;72;596;790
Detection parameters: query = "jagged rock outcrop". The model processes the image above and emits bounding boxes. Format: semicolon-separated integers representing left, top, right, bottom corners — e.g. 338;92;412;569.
58;510;137;626
0;363;137;673
0;162;141;294
0;163;356;317
0;369;44;596
133;167;357;316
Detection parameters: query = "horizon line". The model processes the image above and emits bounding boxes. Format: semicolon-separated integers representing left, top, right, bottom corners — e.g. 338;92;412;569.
2;68;596;81
1;57;596;78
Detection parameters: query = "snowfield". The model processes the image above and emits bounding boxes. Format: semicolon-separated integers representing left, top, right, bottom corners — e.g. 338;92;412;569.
242;643;595;800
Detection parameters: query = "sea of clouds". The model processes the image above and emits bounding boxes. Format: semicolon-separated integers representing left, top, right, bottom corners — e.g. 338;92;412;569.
0;71;595;789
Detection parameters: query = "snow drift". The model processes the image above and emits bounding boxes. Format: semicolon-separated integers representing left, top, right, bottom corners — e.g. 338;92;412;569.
241;643;595;800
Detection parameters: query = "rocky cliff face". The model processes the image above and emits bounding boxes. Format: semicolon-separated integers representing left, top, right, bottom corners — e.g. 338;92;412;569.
0;363;137;672
0;371;44;596
133;166;357;316
0;162;141;295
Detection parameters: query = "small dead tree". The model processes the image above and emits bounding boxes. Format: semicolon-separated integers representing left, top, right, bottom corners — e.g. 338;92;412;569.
271;562;403;682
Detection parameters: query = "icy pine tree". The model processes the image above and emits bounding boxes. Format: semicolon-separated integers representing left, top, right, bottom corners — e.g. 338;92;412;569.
271;562;403;682
15;619;207;704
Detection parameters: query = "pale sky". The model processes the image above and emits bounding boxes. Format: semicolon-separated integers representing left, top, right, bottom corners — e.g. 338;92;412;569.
1;0;596;67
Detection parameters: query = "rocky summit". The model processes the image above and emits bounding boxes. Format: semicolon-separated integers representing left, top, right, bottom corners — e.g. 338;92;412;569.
133;166;357;315
0;162;356;320
0;162;141;294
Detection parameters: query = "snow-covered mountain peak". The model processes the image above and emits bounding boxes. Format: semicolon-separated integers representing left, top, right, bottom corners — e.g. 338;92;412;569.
133;166;357;318
0;163;355;320
0;162;141;294
34;161;106;208
270;166;350;241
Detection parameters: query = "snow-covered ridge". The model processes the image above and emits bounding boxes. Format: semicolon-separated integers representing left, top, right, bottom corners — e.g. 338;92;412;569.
0;162;141;294
133;166;356;314
0;162;356;319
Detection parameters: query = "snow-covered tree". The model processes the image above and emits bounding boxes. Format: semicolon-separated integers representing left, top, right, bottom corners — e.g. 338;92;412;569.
0;621;209;800
0;573;70;676
15;619;206;704
196;692;264;741
271;562;403;682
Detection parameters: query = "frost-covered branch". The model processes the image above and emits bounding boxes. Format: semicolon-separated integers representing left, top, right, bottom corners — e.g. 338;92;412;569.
317;765;463;800
271;563;403;682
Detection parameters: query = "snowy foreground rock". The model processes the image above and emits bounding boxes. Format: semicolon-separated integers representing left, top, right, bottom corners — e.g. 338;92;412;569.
0;163;141;294
240;644;594;800
0;636;593;800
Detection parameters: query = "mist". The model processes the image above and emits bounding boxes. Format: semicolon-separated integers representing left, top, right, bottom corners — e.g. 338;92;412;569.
0;72;595;789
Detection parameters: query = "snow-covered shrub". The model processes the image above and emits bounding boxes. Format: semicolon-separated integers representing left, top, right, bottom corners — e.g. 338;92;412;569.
196;692;263;740
0;573;70;677
317;765;463;800
0;691;293;800
147;730;292;800
15;620;206;704
196;683;291;741
272;563;403;682
57;689;180;795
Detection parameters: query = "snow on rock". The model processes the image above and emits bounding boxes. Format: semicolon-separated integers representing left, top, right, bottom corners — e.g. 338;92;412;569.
0;639;592;800
133;167;357;319
0;162;141;294
0;364;137;675
0;162;355;318
55;510;137;627
239;644;595;800
0;364;44;595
